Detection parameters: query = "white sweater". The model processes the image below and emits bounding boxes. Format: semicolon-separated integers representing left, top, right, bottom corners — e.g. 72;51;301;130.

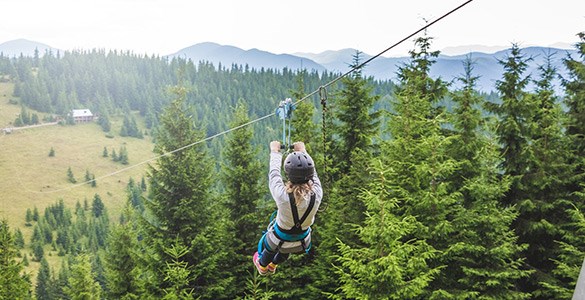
269;151;323;232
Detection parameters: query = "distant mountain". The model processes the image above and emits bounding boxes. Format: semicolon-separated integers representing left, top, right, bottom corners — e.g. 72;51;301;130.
296;46;577;92
0;39;59;57
168;42;326;73
1;39;578;92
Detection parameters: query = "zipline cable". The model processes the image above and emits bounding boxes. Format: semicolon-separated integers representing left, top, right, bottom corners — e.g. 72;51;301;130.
290;0;474;107
27;113;275;194
26;0;475;194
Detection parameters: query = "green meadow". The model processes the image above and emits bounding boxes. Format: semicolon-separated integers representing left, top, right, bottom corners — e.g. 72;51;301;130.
0;82;155;276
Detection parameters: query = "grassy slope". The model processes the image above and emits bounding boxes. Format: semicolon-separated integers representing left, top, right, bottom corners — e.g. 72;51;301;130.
0;81;155;282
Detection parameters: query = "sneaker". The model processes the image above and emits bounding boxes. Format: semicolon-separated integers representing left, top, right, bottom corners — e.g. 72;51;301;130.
253;252;268;275
267;263;277;274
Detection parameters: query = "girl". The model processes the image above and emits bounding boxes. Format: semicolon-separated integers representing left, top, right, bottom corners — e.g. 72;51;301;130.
253;141;323;275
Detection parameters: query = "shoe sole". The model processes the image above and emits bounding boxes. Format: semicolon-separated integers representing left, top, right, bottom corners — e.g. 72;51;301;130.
253;252;268;275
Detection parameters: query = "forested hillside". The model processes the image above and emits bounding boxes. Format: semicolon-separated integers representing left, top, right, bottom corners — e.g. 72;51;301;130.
1;32;585;299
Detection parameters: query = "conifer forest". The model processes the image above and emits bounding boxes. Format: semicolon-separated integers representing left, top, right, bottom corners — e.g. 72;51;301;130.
1;32;585;299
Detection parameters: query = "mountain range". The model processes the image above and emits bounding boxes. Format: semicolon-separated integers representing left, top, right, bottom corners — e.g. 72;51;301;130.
0;39;577;92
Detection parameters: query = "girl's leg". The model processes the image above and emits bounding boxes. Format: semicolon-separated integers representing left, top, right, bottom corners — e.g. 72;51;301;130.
259;248;276;267
272;252;289;265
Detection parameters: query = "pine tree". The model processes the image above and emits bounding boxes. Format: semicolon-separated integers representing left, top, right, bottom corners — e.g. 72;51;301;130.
92;193;105;218
0;219;31;299
379;35;505;298
335;161;439;300
542;32;585;299
67;166;77;183
442;56;531;298
85;169;92;183
161;239;194;299
542;204;585;299
220;100;262;298
119;146;129;165
91;174;97;187
485;44;558;295
485;44;534;204
111;149;118;162
102;146;108;157
14;228;25;249
521;55;574;297
104;205;140;299
22;253;29;267
25;208;33;226
99;112;111;132
33;206;39;221
314;51;381;296
564;32;585;182
49;147;55;157
144;83;226;299
54;260;70;299
35;258;53;300
65;253;102;300
330;50;381;179
290;69;321;158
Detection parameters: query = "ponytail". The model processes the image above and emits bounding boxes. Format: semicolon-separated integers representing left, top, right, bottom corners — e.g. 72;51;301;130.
286;181;313;206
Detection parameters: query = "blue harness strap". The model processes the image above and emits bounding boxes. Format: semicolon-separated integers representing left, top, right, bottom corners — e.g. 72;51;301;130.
259;193;316;254
274;225;310;241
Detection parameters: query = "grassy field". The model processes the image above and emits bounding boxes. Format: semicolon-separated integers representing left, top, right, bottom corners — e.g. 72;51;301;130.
0;82;156;280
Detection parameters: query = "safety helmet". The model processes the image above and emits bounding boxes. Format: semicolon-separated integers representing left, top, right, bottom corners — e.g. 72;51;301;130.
284;152;315;184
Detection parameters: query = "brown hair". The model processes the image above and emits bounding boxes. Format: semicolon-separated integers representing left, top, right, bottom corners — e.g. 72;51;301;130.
286;181;313;206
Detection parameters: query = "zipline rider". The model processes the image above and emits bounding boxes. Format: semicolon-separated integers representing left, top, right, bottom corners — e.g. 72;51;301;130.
253;141;323;275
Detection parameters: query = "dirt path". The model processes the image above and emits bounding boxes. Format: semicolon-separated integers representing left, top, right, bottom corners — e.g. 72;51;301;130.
2;121;59;133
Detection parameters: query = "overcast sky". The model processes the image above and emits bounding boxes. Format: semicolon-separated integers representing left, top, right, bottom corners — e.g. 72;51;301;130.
1;0;583;56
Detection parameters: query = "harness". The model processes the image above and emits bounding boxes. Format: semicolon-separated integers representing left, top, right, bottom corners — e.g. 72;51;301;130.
258;192;316;255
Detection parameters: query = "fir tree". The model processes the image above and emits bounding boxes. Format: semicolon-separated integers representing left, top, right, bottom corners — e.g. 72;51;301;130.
32;240;44;262
315;51;381;296
335;161;439;300
220;100;262;298
0;219;31;299
99;112;111;132
85;169;92;183
35;258;53;300
102;146;108;157
118;146;129;165
111;149;118;162
33;206;39;221
49;147;55;157
543;32;585;299
14;228;25;249
161;239;194;299
31;224;42;245
485;43;534;204
22;253;29;267
290;68;321;159
91;174;97;187
330;50;381;179
65;253;102;300
25;208;33;226
67;166;77;183
444;56;531;298
542;204;585;299
486;44;551;294
91;194;105;218
144;83;227;299
382;37;526;298
104;207;140;299
54;260;70;300
521;54;573;297
563;32;585;182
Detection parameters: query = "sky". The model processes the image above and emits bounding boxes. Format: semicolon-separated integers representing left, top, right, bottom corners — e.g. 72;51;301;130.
1;0;584;56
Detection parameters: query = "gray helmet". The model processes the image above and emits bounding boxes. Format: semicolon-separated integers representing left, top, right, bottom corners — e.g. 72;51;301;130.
284;152;315;184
